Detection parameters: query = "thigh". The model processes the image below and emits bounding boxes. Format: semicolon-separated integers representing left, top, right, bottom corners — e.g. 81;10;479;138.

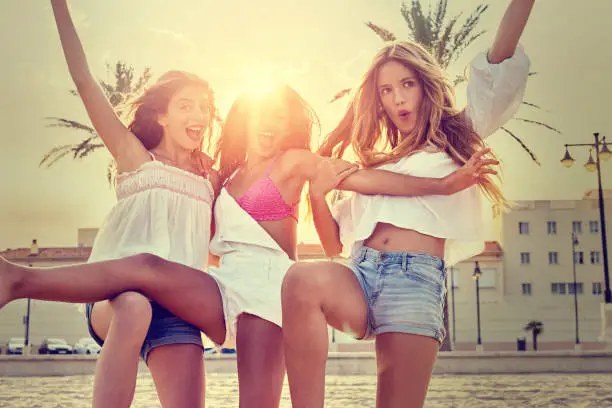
375;333;439;408
147;343;205;408
89;300;112;342
283;261;369;339
236;313;285;408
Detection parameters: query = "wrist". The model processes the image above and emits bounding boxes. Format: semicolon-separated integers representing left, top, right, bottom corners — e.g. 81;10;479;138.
431;177;448;195
308;187;328;201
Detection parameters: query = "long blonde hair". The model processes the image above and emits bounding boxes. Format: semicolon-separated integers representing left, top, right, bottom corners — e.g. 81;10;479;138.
319;41;504;205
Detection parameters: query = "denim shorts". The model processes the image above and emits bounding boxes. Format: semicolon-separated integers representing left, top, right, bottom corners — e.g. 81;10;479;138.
85;301;203;362
346;246;447;343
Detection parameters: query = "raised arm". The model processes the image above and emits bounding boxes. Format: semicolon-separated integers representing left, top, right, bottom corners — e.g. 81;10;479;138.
51;0;147;169
465;0;533;139
488;0;535;64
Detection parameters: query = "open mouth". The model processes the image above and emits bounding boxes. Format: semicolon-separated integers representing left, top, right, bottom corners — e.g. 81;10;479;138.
186;125;204;141
398;110;411;120
259;130;275;147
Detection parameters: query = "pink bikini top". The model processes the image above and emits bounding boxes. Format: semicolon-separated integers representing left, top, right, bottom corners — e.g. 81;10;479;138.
232;158;298;222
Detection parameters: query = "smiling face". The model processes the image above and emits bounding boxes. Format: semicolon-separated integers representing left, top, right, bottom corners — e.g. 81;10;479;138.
157;84;211;151
245;99;291;160
376;59;424;136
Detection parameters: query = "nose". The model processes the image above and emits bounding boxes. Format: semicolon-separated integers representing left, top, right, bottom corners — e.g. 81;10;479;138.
191;107;207;124
392;88;405;106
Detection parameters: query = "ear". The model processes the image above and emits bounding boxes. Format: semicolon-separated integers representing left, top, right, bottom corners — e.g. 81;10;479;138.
157;113;169;128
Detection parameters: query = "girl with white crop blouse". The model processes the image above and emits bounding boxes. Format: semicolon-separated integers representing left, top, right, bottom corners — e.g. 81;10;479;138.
281;1;535;407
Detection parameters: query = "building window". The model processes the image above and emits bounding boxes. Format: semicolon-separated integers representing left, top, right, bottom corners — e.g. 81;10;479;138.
552;282;567;295
591;251;601;264
593;282;603;295
548;251;559;265
589;221;599;233
519;222;530;235
568;282;584;295
520;252;531;265
572;221;582;234
547;221;557;235
522;283;532;295
573;251;584;265
478;268;497;289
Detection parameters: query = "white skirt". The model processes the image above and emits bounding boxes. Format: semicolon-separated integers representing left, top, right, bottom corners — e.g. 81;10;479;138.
208;248;294;347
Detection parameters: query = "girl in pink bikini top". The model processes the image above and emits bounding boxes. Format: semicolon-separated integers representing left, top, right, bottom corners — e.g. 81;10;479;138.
231;156;298;222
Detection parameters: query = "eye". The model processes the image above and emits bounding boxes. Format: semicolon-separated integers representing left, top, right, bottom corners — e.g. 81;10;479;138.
380;87;391;96
403;80;416;88
180;103;192;111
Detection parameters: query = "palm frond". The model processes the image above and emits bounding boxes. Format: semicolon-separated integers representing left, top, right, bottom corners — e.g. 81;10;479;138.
401;1;432;47
513;118;562;135
365;22;397;41
436;13;461;67
330;88;352;103
520;101;542;110
39;144;76;167
453;74;467;87
45;117;97;135
431;0;448;43
499;126;541;165
448;30;486;66
447;4;488;65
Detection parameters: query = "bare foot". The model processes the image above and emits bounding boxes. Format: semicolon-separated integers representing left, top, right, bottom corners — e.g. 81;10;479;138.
0;256;20;309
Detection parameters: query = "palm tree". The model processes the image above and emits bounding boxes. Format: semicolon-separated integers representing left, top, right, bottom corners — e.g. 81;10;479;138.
331;0;561;352
524;320;544;351
330;0;561;165
40;61;153;183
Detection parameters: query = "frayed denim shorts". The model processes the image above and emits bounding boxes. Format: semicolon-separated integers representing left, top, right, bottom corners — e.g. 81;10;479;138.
346;246;447;343
85;301;203;362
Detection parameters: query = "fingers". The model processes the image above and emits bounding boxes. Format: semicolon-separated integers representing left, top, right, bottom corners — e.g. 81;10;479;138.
467;148;492;165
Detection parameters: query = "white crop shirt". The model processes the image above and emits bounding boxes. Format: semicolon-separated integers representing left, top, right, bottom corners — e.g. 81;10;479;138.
332;45;530;266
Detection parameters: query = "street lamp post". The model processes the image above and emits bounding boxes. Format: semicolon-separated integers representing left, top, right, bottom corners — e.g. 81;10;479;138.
561;132;611;303
473;261;482;351
23;263;32;355
450;266;456;347
571;233;581;349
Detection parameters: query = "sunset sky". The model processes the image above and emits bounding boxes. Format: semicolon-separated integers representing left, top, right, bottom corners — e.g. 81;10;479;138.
0;0;610;250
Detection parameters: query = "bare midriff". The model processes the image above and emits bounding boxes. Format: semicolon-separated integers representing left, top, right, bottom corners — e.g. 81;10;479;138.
363;222;445;259
259;218;299;261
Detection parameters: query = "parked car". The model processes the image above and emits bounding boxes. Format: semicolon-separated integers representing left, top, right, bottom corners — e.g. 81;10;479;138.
220;348;236;354
38;338;73;355
72;337;101;355
7;338;25;355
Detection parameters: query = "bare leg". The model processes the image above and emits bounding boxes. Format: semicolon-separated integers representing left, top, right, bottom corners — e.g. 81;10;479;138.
236;313;285;408
90;293;152;408
147;344;205;408
281;261;369;408
375;333;439;408
0;254;226;345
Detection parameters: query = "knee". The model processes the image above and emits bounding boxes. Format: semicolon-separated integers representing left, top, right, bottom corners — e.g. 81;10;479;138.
128;252;168;271
282;264;324;307
111;291;152;333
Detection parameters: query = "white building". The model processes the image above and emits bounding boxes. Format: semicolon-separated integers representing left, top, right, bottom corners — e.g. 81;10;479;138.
449;191;611;351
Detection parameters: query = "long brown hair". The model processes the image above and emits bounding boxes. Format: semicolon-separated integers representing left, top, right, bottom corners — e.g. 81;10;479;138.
214;85;318;185
319;41;504;205
127;70;217;151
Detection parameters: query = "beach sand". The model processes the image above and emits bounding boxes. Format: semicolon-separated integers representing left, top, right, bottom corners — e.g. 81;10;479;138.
1;373;612;407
